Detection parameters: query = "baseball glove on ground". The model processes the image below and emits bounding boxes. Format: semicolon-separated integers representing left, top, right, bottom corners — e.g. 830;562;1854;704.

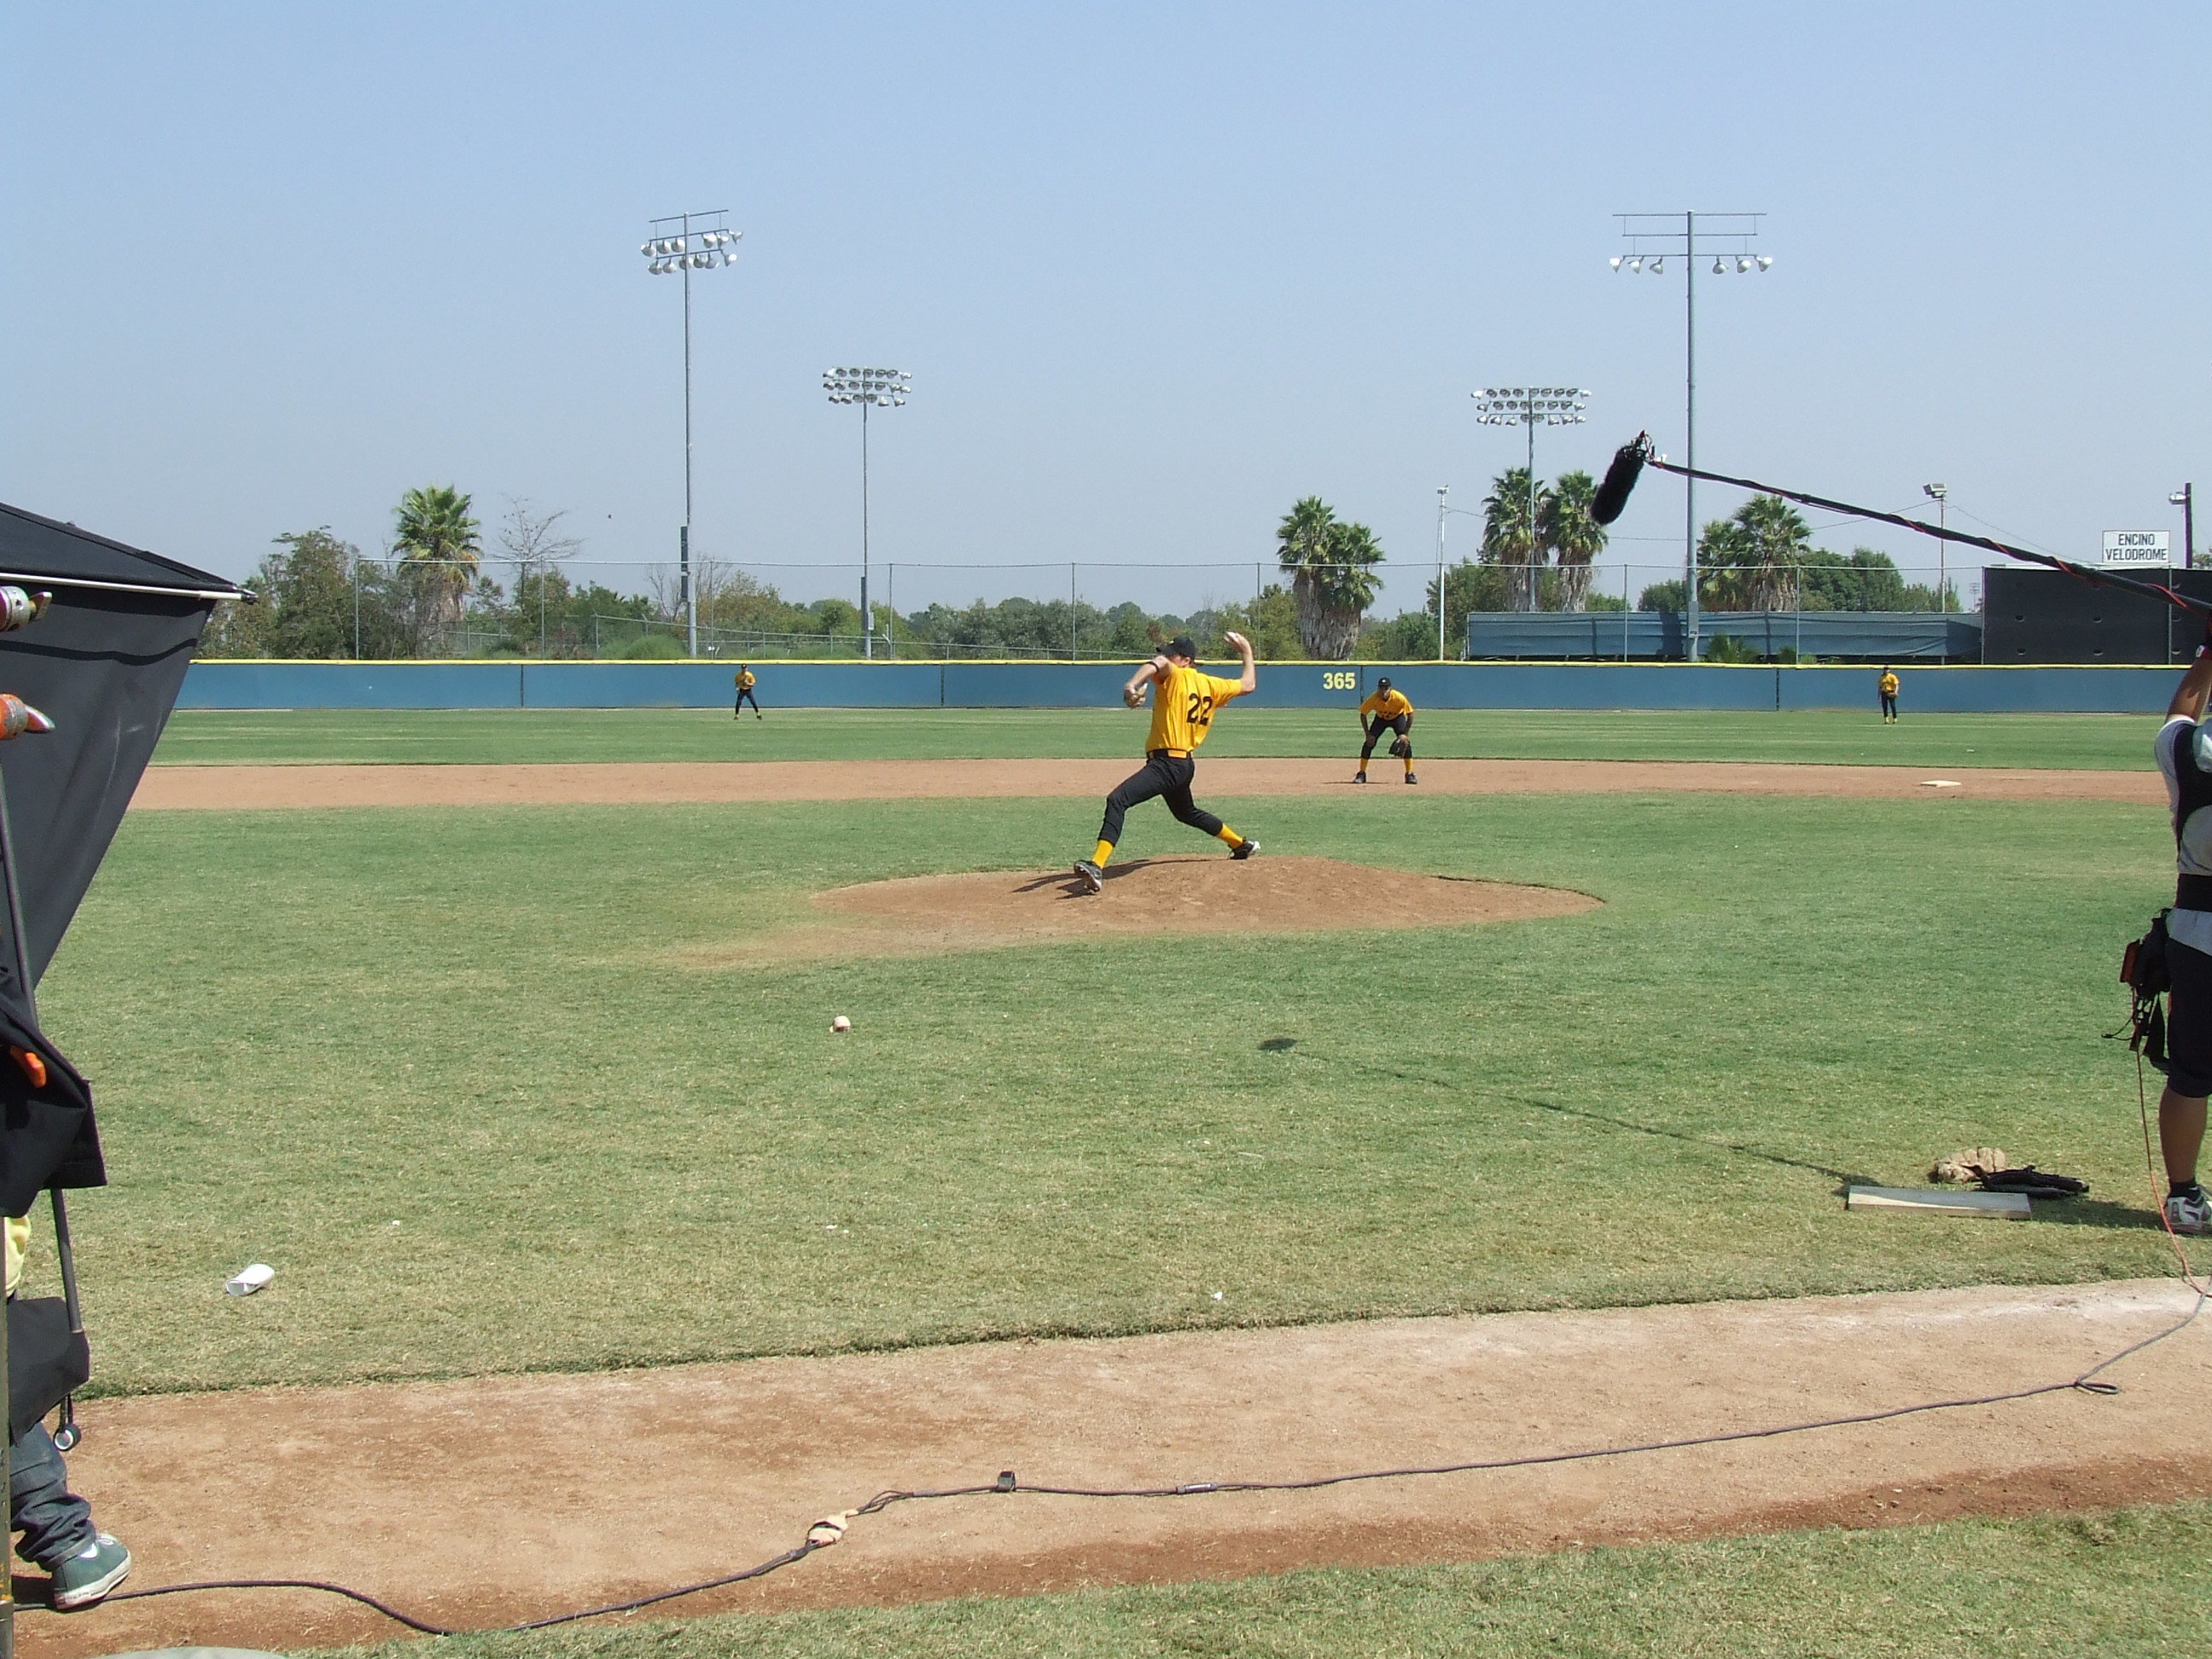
1930;1147;2008;1185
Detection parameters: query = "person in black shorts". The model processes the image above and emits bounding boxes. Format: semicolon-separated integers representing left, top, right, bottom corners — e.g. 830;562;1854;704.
2153;627;2212;1235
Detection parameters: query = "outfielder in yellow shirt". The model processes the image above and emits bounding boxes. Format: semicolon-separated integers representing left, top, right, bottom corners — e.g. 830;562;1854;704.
1355;678;1417;783
1877;667;1900;724
734;665;761;720
1074;631;1258;894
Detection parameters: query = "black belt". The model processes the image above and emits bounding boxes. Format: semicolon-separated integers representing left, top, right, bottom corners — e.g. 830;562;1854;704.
1148;748;1191;760
2179;875;2212;911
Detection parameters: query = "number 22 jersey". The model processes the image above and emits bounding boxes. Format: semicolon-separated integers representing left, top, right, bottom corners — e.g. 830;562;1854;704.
1146;662;1244;753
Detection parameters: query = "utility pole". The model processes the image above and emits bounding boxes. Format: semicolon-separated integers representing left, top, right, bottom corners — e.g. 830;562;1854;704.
2173;484;2196;571
1922;483;1950;610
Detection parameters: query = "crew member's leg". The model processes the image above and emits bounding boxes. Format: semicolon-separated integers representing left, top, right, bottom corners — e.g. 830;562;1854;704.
11;1423;93;1570
1161;757;1253;856
2161;939;2212;1233
1356;717;1383;782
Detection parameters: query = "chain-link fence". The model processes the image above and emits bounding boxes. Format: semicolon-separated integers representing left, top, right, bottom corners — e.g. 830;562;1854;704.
203;550;1982;662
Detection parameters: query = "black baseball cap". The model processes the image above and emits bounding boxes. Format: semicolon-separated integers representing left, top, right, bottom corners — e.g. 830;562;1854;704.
1167;635;1197;659
1376;676;1392;691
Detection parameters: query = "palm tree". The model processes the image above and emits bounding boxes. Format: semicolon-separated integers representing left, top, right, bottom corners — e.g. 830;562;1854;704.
1276;497;1384;659
393;485;482;641
1540;469;1607;611
1481;467;1541;612
1698;494;1811;611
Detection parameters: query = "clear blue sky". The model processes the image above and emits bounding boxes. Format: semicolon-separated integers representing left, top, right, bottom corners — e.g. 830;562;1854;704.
4;3;2206;620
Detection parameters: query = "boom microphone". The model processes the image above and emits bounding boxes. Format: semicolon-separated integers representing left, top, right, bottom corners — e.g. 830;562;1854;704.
1592;432;2212;621
1590;434;1650;526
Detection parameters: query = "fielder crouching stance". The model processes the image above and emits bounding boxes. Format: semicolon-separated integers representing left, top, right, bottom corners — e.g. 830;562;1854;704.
1355;676;1416;784
1075;632;1258;894
2154;630;2212;1235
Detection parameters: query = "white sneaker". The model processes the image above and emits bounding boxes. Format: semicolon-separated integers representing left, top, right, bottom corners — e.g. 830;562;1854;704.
2166;1188;2211;1236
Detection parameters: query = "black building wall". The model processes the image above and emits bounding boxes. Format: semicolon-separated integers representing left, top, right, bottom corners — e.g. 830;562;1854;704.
1982;567;2212;665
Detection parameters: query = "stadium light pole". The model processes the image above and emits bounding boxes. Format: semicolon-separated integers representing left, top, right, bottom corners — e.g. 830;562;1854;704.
823;367;911;660
1435;486;1449;661
2173;485;2195;571
1612;212;1770;660
1923;483;1948;610
1470;387;1589;612
640;210;741;657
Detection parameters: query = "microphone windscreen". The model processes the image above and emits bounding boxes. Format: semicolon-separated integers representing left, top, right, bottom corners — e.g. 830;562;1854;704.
1591;438;1648;526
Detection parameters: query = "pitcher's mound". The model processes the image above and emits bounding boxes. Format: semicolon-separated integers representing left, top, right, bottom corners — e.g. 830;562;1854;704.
805;855;1597;954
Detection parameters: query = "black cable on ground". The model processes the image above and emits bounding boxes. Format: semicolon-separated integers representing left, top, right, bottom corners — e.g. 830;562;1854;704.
79;1287;2208;1637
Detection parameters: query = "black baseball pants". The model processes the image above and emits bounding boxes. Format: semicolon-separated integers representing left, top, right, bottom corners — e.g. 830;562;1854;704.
1360;713;1413;762
1097;751;1223;846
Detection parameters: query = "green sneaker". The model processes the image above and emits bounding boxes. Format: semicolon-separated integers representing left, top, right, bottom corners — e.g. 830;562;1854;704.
50;1532;130;1610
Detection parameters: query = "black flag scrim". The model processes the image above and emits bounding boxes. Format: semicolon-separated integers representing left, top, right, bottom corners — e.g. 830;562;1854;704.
0;500;242;1197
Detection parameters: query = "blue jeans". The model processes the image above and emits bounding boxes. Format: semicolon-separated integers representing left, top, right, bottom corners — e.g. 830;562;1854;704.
11;1424;93;1568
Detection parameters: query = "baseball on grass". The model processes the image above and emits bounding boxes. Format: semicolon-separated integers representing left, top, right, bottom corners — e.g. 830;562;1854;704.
831;1016;852;1033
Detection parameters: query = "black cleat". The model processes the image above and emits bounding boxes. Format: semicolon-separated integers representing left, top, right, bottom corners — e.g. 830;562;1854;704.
1074;859;1104;894
1353;771;1367;784
1231;839;1260;860
1405;772;1418;784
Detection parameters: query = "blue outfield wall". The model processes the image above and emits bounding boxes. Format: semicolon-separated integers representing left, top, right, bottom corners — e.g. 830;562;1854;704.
177;659;2184;714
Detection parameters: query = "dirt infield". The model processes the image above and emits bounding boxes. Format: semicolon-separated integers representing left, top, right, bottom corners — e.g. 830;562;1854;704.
131;756;2163;810
711;857;1598;960
26;1278;2207;1656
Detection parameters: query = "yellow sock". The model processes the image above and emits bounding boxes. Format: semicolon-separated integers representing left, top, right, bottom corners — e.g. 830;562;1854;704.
1092;840;1115;866
1215;826;1243;848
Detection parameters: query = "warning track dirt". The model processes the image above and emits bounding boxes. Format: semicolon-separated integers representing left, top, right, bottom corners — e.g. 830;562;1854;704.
131;757;2162;810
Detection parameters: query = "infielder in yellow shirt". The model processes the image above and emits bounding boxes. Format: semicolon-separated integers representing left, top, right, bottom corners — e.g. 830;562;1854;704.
1355;677;1417;784
1074;632;1258;894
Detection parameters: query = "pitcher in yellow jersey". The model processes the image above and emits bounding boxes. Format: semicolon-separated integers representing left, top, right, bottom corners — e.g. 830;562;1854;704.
1074;632;1258;894
1355;677;1416;783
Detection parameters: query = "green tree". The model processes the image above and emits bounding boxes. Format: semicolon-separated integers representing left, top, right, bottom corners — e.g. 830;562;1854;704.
1276;497;1383;660
1481;467;1542;612
393;484;482;643
1540;469;1608;611
1204;584;1301;661
1698;494;1813;611
497;499;580;655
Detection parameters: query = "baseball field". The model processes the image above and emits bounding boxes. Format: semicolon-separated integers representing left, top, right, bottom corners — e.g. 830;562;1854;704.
20;706;2210;1656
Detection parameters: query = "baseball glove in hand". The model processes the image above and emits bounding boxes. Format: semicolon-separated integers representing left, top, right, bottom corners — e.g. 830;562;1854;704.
1124;686;1144;708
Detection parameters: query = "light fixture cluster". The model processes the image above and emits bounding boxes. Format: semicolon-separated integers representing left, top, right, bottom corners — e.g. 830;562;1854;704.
824;366;911;406
1470;386;1590;428
641;226;742;276
1610;253;1771;275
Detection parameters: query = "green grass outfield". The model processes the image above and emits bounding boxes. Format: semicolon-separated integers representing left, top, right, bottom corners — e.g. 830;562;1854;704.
38;788;2186;1395
151;707;2157;770
327;1501;2212;1658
